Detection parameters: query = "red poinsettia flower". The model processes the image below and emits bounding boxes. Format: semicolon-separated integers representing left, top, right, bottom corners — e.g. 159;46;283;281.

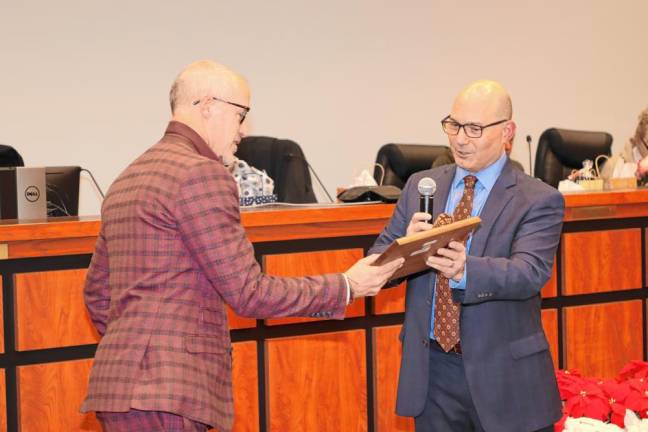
563;378;610;421
554;413;568;432
618;360;648;381
599;379;631;427
556;369;586;401
626;377;648;418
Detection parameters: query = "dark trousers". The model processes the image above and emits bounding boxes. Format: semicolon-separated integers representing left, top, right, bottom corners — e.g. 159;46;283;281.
97;409;209;432
415;340;555;432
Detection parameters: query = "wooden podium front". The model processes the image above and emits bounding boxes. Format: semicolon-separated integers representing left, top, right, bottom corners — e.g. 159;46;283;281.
0;191;647;432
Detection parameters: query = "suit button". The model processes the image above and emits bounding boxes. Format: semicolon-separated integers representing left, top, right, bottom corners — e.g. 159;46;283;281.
422;339;429;347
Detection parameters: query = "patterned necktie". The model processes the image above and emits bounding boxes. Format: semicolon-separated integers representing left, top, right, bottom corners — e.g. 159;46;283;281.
433;175;477;352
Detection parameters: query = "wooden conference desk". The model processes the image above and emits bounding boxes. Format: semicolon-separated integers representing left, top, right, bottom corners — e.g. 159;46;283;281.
0;190;646;432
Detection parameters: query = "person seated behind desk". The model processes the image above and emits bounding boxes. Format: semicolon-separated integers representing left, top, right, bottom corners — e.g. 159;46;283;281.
625;107;648;179
432;138;525;171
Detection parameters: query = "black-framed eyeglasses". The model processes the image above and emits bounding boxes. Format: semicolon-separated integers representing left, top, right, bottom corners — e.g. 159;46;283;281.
193;96;250;124
441;115;509;138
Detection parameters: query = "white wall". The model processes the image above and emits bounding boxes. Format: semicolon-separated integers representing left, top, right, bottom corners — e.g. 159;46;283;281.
1;1;646;213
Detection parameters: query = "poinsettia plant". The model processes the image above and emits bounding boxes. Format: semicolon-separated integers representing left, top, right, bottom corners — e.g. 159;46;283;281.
556;361;648;431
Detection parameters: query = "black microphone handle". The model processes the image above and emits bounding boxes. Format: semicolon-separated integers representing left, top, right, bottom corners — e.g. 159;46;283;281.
526;135;533;177
285;153;334;203
419;194;433;222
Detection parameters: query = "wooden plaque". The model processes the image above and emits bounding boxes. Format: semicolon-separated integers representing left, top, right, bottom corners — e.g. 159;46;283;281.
373;216;481;279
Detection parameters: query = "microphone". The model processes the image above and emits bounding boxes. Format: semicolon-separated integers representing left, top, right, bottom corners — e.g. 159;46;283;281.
81;167;105;199
526;135;533;177
417;177;436;223
285;153;334;203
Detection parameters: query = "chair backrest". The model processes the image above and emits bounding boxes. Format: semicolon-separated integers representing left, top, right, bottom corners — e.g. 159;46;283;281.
534;128;613;188
235;136;317;203
373;143;449;188
0;145;24;167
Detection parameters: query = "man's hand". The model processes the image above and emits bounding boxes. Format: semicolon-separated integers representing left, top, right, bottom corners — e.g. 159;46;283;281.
406;212;434;236
344;254;404;299
426;241;466;281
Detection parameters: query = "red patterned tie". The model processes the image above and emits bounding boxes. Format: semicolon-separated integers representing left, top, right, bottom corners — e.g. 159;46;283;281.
433;175;477;352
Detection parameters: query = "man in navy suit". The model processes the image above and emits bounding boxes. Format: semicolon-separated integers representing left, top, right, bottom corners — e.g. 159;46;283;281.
370;80;563;432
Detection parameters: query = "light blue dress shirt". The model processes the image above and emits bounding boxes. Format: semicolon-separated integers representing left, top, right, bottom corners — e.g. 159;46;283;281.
429;152;508;340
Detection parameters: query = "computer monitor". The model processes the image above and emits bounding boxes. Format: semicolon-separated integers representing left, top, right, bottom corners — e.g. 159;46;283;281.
46;166;81;217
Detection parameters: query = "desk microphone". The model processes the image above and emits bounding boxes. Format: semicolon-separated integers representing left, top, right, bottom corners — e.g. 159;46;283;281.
526;135;533;177
285;153;334;203
417;177;436;222
81;167;105;198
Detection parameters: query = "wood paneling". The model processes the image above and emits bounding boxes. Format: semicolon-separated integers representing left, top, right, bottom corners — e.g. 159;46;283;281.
231;341;259;432
240;204;394;228
0;217;100;242
0;278;3;353
563;189;648;221
541;261;557;298
0;369;6;432
266;330;367;431
241;204;393;243
265;249;365;326
373;326;414;432
18;358;100;432
227;307;256;330
14;269;100;351
564;301;643;378
373;282;406;315
541;309;558;368
9;237;97;259
562;229;642;295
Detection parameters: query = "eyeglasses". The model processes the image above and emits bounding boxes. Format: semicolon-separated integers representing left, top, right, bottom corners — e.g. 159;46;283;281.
193;96;250;124
441;115;509;138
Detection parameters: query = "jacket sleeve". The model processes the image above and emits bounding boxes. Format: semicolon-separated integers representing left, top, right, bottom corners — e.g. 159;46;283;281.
175;161;347;319
458;189;564;304
84;225;111;335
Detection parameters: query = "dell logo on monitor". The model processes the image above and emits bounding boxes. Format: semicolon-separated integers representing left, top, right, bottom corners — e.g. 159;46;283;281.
25;185;41;203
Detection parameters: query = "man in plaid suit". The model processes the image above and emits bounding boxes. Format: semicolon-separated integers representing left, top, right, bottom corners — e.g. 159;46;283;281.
81;60;402;432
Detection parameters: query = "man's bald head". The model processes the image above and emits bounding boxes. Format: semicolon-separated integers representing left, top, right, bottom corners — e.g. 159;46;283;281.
169;60;250;165
453;80;512;122
446;80;516;173
169;60;248;114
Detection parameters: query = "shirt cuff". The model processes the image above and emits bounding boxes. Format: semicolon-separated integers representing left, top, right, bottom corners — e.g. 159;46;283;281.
342;273;352;305
449;267;467;290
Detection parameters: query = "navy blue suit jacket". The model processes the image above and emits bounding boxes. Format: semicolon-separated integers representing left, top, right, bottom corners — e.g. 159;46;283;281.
369;161;564;432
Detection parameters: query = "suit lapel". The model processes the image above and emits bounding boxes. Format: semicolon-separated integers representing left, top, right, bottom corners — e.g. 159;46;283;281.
469;162;517;257
433;165;455;220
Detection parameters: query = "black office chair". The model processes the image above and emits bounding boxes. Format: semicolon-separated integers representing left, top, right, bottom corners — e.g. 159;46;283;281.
373;143;448;188
0;145;24;167
235;136;317;203
534;128;613;188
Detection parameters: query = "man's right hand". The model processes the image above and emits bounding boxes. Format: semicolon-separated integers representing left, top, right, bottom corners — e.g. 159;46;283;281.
406;212;434;236
344;254;404;299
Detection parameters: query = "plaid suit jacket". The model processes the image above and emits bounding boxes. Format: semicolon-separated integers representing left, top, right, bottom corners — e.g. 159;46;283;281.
81;121;347;431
